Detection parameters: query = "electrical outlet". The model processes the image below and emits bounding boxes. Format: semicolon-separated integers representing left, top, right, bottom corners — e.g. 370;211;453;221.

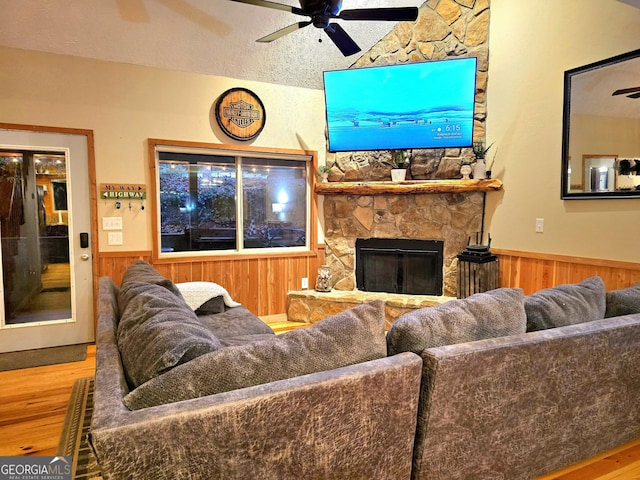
535;218;544;233
108;231;124;245
301;277;309;290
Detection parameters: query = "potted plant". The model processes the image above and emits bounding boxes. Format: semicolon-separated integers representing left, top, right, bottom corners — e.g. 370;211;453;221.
385;150;410;181
317;164;331;182
472;141;494;179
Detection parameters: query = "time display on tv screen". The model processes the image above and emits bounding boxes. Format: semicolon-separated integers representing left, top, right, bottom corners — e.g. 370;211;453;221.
323;57;477;152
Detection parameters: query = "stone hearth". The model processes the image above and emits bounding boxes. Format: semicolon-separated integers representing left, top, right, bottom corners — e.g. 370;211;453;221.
287;289;455;331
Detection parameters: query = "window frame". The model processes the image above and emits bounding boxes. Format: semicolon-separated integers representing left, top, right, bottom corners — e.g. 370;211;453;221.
148;139;318;262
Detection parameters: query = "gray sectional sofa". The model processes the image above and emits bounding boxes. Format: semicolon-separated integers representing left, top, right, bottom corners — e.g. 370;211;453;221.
90;261;423;480
387;276;640;479
90;262;640;480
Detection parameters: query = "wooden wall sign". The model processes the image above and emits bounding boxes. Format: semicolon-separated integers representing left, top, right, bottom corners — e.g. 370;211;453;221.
214;88;266;141
100;183;146;199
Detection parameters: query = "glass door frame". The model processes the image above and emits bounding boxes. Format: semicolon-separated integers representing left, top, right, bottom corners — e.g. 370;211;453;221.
0;123;98;353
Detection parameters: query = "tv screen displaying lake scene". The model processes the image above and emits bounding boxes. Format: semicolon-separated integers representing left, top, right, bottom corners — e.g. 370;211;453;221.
323;57;477;152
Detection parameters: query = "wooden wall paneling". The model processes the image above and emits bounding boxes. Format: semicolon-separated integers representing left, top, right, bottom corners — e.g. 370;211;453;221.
495;249;640;293
257;257;270;316
96;253;152;285
269;257;288;315
191;261;204;282
229;258;255;313
202;260;233;290
173;262;196;283
243;259;260;314
289;256;307;292
219;260;236;293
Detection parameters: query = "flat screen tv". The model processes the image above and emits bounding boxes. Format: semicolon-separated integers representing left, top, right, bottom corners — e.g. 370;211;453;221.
323;57;477;152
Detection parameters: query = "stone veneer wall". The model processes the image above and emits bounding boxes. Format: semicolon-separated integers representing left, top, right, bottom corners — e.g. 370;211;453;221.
325;0;490;182
321;0;491;298
324;192;484;297
324;0;490;297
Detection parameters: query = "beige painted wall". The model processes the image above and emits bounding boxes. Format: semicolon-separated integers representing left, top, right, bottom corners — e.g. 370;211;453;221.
486;0;640;262
0;46;326;252
4;0;640;263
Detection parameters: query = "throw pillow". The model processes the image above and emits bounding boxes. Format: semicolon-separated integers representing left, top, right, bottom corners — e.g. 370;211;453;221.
605;283;640;318
195;295;226;315
524;276;606;332
117;281;222;388
175;281;241;311
386;288;526;356
123;300;387;410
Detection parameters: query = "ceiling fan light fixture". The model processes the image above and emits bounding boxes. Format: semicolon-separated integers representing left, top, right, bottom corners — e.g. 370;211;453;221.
230;0;418;57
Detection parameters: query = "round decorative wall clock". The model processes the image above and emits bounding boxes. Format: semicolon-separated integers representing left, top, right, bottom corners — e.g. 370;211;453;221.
214;88;266;141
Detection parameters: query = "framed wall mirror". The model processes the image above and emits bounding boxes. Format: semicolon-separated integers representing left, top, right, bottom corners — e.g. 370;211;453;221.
561;48;640;199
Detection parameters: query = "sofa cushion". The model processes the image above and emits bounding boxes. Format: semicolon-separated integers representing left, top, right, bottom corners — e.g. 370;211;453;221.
525;276;606;331
123;300;388;410
117;281;222;388
605;283;640;318
386;288;526;356
197;306;275;339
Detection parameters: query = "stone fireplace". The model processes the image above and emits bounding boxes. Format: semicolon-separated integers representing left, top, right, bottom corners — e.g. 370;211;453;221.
323;190;485;298
286;182;500;327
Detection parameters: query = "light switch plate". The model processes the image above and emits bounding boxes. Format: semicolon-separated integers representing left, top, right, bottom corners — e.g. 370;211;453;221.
103;216;123;230
107;231;123;245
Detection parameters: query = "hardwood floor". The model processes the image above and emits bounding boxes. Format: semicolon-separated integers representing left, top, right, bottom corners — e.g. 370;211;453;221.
0;344;96;456
0;336;638;479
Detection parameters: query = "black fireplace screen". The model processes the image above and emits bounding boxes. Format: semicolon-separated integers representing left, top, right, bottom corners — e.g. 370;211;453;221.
355;238;444;295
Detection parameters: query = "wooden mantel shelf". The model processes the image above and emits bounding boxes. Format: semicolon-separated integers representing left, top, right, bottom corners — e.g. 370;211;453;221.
315;178;503;195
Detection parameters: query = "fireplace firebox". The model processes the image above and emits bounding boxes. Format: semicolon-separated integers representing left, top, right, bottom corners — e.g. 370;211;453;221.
355;238;444;295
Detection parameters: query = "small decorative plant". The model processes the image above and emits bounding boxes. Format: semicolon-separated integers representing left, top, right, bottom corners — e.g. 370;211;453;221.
317;165;331;176
383;150;410;169
317;164;331;182
382;150;411;181
472;141;494;160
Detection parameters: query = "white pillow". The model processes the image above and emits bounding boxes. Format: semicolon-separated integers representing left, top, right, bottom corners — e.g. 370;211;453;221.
175;282;241;311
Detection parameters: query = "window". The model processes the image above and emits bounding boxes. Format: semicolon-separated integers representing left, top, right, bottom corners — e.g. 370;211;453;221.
153;142;313;257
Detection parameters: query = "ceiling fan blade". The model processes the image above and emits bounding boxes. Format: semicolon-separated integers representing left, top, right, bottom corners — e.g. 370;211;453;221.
229;0;306;17
628;91;640;99
257;21;312;42
338;7;419;22
324;23;361;57
612;86;640;96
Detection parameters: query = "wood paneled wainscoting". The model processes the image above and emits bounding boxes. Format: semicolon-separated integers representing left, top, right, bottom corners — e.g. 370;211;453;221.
96;247;326;317
495;249;640;293
95;248;638;319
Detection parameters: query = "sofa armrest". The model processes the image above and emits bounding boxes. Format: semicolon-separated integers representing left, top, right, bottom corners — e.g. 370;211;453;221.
411;314;640;480
91;352;422;480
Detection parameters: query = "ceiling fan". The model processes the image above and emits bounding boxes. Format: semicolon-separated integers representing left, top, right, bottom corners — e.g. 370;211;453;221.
612;86;640;99
229;0;419;57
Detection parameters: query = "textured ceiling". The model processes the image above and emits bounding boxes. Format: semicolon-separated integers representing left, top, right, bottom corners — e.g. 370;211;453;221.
0;0;419;90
